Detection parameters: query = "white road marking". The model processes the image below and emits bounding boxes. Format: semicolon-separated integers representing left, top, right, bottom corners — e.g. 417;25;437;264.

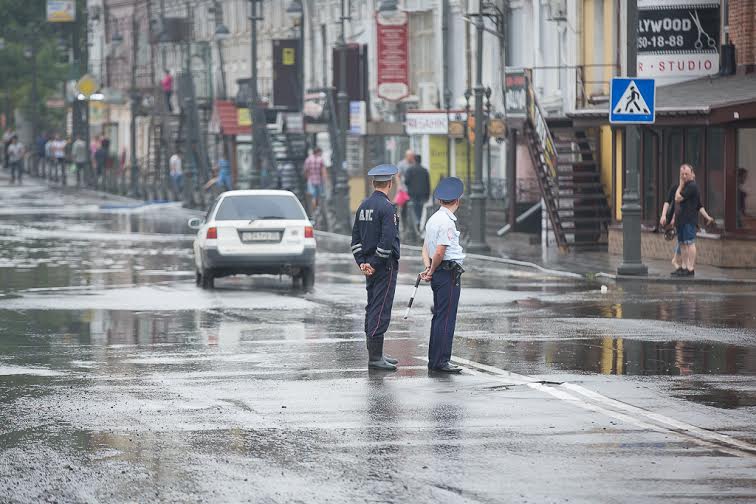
449;355;756;458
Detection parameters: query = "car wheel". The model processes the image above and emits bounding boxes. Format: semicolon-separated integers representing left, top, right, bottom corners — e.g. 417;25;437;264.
301;267;315;291
201;269;215;289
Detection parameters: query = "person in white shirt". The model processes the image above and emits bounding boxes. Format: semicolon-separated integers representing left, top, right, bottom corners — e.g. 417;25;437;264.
72;136;88;186
51;135;67;184
7;136;24;184
421;177;466;374
169;150;183;197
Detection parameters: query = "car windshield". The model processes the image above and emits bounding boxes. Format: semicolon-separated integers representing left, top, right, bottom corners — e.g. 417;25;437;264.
214;195;307;221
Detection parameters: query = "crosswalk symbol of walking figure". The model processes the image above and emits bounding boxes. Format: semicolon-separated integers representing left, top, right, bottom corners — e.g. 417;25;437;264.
609;77;655;124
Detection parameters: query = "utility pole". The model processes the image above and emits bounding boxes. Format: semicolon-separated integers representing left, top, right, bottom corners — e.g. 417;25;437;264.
443;0;451;178
129;12;139;197
468;13;490;252
29;41;38;148
248;0;260;189
617;0;648;275
329;0;351;234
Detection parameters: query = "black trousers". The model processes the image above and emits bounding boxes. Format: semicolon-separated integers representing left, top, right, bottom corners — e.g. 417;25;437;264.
10;161;22;182
364;259;398;341
428;268;461;369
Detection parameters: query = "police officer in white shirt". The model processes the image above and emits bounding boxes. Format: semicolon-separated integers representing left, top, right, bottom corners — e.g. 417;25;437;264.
421;177;465;373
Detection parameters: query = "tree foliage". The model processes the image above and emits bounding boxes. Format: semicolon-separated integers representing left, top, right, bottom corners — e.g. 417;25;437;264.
0;0;88;132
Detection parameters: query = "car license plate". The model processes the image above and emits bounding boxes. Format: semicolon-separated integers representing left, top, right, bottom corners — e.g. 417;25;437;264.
241;231;280;242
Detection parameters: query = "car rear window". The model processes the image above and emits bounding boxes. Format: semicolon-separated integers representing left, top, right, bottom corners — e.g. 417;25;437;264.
214;195;307;221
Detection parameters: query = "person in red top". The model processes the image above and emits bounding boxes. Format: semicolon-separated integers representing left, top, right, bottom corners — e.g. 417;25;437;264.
161;69;173;112
303;147;327;210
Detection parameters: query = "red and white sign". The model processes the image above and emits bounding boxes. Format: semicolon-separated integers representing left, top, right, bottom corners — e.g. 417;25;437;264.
376;10;409;102
405;111;467;135
638;53;719;77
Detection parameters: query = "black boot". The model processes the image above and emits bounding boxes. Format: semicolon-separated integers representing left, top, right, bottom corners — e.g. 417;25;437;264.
367;336;396;371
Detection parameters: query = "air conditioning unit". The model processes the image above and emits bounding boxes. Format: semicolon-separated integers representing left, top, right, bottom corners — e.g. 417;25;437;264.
418;82;439;110
549;0;567;21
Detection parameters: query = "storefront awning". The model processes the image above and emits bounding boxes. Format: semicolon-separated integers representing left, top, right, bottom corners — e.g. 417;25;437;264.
570;73;756;124
209;100;252;136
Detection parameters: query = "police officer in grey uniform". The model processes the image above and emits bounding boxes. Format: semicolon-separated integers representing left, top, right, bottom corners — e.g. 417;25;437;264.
351;164;401;371
421;177;465;373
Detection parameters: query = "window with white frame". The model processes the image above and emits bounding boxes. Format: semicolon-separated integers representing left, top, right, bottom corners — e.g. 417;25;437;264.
408;10;435;95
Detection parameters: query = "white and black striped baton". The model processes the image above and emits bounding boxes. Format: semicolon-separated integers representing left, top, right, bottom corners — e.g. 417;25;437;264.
403;274;422;319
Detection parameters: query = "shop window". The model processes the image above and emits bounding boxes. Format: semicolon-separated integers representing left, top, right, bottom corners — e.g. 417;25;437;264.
685;128;704;173
642;129;658;221
736;129;756;230
408;10;435;94
706;128;724;220
664;129;684;192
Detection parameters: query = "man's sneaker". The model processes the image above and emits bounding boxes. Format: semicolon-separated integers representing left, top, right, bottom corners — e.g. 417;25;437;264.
671;268;685;276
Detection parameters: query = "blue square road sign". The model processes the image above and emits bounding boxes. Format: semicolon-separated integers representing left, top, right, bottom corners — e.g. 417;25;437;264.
609;78;655;124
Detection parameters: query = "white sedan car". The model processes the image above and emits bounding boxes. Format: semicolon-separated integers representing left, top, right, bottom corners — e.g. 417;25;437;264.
188;190;316;290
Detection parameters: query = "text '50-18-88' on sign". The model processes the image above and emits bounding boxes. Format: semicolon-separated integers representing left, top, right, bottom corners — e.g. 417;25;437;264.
637;0;720;80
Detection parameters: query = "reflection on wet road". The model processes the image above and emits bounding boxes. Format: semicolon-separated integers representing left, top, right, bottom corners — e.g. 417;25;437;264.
1;180;755;502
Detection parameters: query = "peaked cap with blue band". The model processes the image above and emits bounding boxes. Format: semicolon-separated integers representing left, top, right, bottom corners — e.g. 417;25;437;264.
368;164;399;182
434;177;464;201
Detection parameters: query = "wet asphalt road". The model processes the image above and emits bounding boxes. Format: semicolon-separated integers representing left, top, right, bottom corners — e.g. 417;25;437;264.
1;176;755;503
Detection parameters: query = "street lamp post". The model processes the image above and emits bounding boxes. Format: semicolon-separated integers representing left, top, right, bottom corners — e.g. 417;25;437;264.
617;0;648;275
464;90;471;195
329;0;351;234
214;14;231;100
129;12;140;197
248;0;262;189
485;86;492;199
468;14;490;253
444;88;452;178
286;0;305;112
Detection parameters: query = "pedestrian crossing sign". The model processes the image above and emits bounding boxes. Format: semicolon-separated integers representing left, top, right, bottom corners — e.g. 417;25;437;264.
609;78;655;124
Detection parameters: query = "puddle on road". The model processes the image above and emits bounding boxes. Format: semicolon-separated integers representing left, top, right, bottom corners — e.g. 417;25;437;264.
461;337;756;376
672;380;756;409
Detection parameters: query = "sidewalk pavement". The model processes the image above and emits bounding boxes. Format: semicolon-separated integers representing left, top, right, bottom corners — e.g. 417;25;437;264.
4;169;754;284
485;232;756;284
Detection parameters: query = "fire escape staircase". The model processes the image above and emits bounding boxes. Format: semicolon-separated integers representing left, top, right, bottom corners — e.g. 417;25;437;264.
524;99;610;249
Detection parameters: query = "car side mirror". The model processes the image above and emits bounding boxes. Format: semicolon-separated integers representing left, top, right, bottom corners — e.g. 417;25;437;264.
187;217;203;230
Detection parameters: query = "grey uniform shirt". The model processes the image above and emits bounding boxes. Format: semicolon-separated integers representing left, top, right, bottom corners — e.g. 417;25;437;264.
425;206;465;264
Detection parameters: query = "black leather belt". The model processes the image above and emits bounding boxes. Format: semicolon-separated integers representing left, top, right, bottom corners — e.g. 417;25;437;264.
439;260;465;273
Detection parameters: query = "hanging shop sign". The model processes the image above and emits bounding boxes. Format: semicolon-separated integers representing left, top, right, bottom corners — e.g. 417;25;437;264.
405;112;449;135
376;10;409;102
47;1;76;22
637;0;720;78
504;68;529;118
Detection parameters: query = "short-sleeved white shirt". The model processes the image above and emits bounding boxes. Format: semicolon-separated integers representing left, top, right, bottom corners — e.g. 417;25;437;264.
424;206;465;264
169;154;182;176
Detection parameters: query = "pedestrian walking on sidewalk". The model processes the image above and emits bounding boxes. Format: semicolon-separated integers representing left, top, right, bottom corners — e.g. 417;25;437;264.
217;154;232;191
161;69;174;112
44;136;54;180
94;138;109;189
421;177;465;374
661;164;713;276
72;135;88;187
51;134;67;185
3;129;15;170
7;136;24;184
304;147;326;211
673;164;700;277
351;164;401;371
34;133;47;177
404;154;431;229
169;149;183;197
